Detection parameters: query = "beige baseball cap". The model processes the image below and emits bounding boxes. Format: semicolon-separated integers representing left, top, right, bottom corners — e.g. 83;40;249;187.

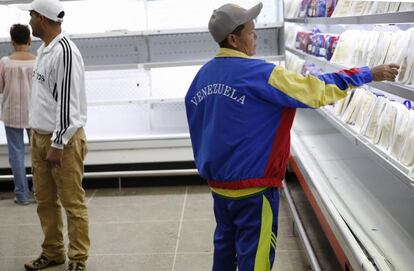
208;2;263;43
19;0;65;23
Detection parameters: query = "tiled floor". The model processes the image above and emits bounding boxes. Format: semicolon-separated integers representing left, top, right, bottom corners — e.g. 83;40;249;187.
0;185;309;271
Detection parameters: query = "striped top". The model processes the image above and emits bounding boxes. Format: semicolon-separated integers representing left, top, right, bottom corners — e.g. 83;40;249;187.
30;33;87;149
0;56;35;128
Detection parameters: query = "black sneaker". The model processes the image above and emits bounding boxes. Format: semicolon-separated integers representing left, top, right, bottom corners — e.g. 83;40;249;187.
24;254;65;270
66;262;86;271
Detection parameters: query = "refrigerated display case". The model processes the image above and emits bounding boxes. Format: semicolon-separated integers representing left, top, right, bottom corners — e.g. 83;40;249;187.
284;3;414;270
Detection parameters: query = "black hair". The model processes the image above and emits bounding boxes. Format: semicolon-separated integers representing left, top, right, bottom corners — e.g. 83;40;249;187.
219;24;245;48
9;24;31;45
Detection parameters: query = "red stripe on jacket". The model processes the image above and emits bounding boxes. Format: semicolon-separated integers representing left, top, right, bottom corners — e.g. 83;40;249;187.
208;108;296;190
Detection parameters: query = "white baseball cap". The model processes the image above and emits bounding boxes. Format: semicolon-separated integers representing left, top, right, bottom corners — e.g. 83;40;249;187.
19;0;65;23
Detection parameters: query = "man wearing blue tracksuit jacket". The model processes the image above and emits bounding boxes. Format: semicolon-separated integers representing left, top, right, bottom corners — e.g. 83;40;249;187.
185;3;399;271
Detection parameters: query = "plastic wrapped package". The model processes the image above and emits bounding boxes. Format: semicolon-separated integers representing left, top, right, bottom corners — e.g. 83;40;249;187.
355;91;377;131
325;34;339;61
361;96;388;139
369;31;392;67
349;1;367;15
400;127;414;166
341;88;365;124
331;30;359;66
351;31;370;66
333;89;353;117
295;31;312;52
384;31;410;69
286;52;306;73
310;32;325;56
387;2;401;12
325;0;336;17
375;2;391;14
307;0;319;17
285;0;302;18
374;100;398;149
399;3;414;12
285;23;303;49
390;104;412;159
332;0;353;17
398;28;414;84
398;110;414;162
299;0;311;17
364;1;377;15
301;62;323;76
360;31;381;66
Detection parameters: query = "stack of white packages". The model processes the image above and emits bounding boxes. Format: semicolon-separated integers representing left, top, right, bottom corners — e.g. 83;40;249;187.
331;28;414;85
332;0;414;17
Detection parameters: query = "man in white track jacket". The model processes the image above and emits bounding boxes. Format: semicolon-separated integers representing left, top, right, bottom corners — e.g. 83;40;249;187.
20;0;89;270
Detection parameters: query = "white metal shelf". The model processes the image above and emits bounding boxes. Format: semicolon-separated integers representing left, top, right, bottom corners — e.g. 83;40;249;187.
285;46;414;101
317;108;414;190
291;110;414;270
88;97;183;107
85;55;285;71
285;11;414;25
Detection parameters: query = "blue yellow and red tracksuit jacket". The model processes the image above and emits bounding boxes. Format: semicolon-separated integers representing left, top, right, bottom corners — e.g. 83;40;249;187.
185;48;372;197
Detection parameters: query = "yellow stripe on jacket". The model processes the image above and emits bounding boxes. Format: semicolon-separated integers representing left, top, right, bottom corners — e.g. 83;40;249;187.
268;66;352;108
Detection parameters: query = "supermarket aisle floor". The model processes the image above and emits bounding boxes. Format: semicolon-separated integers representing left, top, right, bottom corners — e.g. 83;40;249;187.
0;185;309;271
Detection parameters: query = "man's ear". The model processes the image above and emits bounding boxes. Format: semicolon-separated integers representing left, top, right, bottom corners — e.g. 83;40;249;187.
28;37;32;46
227;34;238;49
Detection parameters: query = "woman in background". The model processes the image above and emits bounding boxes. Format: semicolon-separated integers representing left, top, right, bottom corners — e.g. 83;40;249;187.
0;24;36;205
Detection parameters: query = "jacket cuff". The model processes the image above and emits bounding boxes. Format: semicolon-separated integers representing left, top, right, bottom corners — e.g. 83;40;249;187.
360;66;373;84
51;142;64;150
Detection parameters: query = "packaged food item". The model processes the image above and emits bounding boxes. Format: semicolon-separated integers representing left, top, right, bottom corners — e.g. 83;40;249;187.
331;30;359;66
349;0;367;15
360;31;381;66
361;96;388;139
398;28;414;84
326;0;336;17
399;3;414;12
301;62;323;76
299;0;311;17
399;121;414;166
333;89;354;117
332;0;353;17
374;100;398;150
384;31;410;70
355;91;376;131
295;31;312;53
325;34;339;61
369;31;392;66
307;0;318;16
387;2;400;12
342;88;365;124
390;103;411;159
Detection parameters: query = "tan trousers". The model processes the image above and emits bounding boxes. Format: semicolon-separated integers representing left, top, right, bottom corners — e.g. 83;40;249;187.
31;128;90;263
